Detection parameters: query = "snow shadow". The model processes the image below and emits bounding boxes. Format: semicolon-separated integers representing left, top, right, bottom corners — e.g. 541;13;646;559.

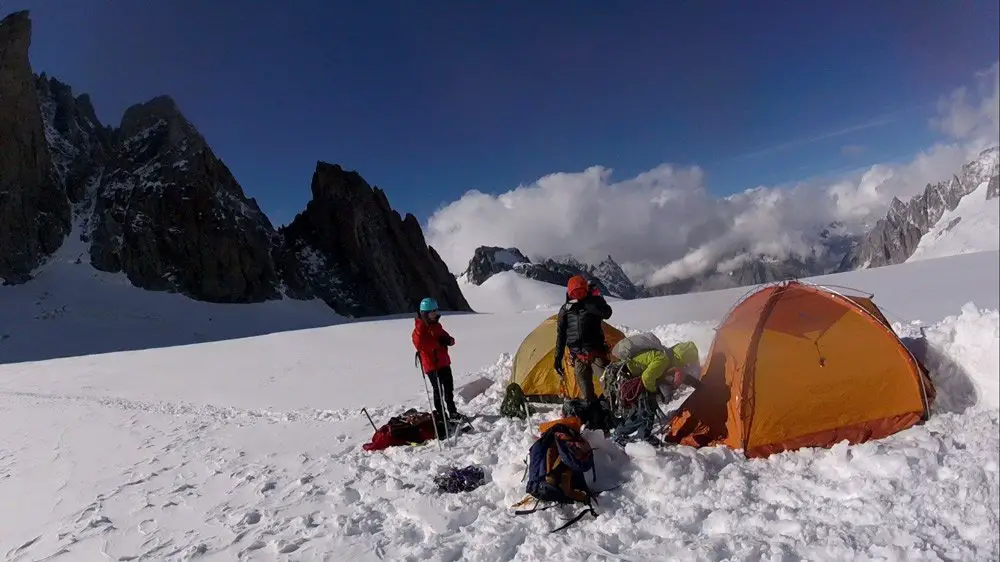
0;293;483;365
0;318;349;366
584;429;631;493
902;335;979;413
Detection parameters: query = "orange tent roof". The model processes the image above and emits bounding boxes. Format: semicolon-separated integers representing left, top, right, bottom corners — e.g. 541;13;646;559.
664;281;936;458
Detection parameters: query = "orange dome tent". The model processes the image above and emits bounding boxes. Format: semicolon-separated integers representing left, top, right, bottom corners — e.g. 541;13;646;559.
664;281;936;458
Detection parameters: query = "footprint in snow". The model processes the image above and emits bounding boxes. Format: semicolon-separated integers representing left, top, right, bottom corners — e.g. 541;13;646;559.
242;511;262;525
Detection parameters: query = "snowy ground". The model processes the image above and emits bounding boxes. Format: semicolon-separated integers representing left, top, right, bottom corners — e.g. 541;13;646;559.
909;180;1000;263
1;251;999;561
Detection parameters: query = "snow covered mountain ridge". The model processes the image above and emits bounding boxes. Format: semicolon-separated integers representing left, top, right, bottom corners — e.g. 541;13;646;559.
459;246;648;300
0;11;469;317
841;145;1000;269
461;147;999;298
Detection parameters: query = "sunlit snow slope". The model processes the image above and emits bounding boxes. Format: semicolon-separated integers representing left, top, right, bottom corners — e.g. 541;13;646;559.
459;270;615;313
459;271;569;313
1;251;998;561
909;180;1000;262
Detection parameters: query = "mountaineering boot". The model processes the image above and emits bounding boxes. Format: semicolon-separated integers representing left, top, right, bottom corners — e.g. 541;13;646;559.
448;411;468;422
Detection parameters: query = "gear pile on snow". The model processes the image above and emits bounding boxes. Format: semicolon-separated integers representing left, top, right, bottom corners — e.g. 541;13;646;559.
434;465;487;493
362;408;452;451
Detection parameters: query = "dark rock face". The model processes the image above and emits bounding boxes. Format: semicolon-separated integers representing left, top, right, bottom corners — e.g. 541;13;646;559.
87;96;282;303
839;147;999;269
987;175;999;201
36;75;113;203
0;11;70;283
279;163;471;316
461;246;531;285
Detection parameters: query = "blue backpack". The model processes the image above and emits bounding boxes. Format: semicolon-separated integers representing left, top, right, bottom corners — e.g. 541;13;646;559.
511;421;599;532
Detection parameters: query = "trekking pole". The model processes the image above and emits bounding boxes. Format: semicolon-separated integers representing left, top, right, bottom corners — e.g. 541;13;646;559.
361;407;377;432
436;377;453;443
421;376;444;449
416;351;444;449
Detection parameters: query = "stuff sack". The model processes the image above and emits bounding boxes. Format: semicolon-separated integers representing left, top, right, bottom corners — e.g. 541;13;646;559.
610;331;667;362
500;382;531;419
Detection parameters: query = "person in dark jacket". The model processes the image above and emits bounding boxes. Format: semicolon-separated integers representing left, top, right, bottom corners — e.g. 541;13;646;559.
412;297;465;421
554;275;613;406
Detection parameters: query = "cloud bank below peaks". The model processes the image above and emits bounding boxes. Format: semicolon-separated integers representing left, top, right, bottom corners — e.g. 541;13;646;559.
426;61;1000;287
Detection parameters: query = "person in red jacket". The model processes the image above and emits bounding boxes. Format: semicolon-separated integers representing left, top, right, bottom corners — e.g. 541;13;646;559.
412;297;465;421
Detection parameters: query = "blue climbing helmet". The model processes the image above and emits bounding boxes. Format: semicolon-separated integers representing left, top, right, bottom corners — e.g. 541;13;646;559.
419;297;439;313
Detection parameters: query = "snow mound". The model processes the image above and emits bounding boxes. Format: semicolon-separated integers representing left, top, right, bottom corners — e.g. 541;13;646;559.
909;180;1000;262
896;302;1000;411
460;271;570;313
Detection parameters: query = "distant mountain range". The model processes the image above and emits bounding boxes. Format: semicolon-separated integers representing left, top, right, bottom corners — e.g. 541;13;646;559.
459;146;999;299
459;247;647;300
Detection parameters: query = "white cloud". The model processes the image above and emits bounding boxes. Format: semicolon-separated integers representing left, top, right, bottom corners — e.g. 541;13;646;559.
931;62;999;146
426;62;1000;286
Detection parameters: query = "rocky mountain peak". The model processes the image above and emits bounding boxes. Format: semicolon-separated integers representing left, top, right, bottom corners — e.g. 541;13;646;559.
0;10;30;53
460;246;531;285
278;162;471;316
87;94;281;303
460;246;646;299
118;94;207;158
988;175;999;200
0;9;70;283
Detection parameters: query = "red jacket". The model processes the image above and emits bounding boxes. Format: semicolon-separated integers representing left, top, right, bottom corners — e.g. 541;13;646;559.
412;316;454;374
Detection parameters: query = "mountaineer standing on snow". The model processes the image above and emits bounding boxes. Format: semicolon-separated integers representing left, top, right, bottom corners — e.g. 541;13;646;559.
554;275;613;410
412;297;465;421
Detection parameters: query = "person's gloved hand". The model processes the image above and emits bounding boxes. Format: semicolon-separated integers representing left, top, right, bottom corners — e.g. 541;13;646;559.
439;335;455;347
554;363;566;380
667;368;686;389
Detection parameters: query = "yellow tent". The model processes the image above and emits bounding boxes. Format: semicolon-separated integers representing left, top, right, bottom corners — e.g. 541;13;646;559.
511;314;626;402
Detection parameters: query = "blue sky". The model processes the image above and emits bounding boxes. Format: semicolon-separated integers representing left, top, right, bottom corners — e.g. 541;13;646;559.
5;0;999;225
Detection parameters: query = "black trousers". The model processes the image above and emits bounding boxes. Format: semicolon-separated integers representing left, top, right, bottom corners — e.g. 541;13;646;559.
426;366;457;416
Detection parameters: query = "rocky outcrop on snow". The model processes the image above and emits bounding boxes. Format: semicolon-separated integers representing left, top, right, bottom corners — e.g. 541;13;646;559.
0;10;468;316
0;11;71;284
988;175;999;200
279;163;471;316
461;246;531;285
840;147;1000;270
460;246;646;299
